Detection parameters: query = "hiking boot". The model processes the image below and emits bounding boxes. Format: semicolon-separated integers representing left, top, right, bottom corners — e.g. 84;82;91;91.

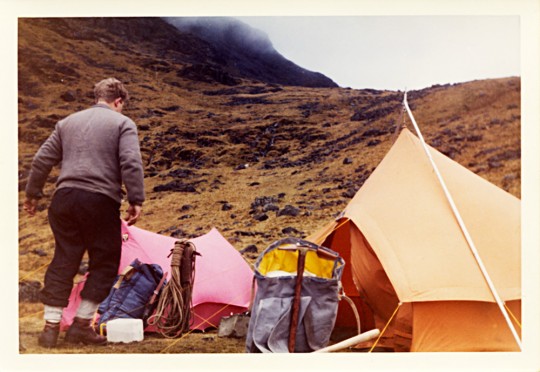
38;321;60;348
65;317;107;345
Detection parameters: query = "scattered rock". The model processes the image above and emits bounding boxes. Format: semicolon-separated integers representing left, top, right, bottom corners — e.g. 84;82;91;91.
430;138;444;147
253;213;269;222
153;181;197;193
222;203;233;211
32;249;48;257
160;105;181;112
502;173;518;191
440;147;461;159
18;233;35;242
362;129;387;138
488;161;503;169
234;164;249;171
240;245;258;254
282;227;302;236
350;104;399;122
166;168;195;178
262;203;279;212
278;205;300;217
350;112;364;121
235;231;256;237
178;64;240;86
159;225;176;233
197;137;225;148
343;157;353;165
251;196;278;210
19;280;42;302
487;149;521;162
226;96;272;106
234;231;271;239
467;135;483;142
342;188;358;198
141;108;166;118
170;229;187;238
60;90;77;102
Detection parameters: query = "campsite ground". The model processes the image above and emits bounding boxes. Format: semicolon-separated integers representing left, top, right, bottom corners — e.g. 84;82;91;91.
17;18;521;354
19;303;246;353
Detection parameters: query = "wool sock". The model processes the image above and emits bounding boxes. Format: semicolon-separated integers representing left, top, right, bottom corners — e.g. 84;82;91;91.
76;298;100;320
43;305;63;323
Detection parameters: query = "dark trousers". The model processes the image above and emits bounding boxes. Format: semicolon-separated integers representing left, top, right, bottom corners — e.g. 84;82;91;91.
40;188;122;307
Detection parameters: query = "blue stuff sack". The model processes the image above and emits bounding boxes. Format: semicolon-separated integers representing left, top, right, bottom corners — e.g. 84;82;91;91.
98;258;167;328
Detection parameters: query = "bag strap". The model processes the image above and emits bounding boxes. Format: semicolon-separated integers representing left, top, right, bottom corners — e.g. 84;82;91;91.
148;271;168;307
142;271;168;324
113;265;135;289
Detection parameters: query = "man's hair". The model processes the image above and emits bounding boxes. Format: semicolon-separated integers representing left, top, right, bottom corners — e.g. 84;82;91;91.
94;78;129;103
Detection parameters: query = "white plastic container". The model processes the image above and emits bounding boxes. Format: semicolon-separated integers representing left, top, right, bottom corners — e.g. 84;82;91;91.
106;318;144;343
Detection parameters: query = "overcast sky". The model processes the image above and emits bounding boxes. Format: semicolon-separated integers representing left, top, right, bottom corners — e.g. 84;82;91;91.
236;16;520;91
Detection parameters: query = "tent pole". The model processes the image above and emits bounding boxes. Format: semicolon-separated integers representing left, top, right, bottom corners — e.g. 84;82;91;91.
402;92;522;350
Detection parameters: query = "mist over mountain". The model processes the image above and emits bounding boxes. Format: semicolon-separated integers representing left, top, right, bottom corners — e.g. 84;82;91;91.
165;17;276;55
164;17;338;88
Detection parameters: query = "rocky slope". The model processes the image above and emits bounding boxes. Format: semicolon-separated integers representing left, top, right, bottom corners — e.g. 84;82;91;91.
17;17;520;353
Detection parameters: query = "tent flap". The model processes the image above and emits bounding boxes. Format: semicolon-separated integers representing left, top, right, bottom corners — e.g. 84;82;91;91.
411;300;521;352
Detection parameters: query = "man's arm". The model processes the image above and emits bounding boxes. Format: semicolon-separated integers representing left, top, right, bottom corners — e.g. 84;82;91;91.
24;125;63;215
124;204;142;226
23;197;38;216
118;119;145;224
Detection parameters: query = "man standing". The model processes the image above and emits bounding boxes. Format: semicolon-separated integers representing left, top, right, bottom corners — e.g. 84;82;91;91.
23;78;145;348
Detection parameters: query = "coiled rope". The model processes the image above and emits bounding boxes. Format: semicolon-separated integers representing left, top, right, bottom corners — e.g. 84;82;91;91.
147;239;198;338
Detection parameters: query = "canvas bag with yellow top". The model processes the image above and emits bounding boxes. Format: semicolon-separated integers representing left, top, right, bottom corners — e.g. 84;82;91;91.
245;237;345;353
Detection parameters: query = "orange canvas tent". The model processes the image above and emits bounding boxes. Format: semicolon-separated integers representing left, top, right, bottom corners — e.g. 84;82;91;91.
309;128;521;352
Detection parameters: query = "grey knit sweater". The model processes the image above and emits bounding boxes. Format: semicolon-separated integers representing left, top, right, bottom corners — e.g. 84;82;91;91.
25;103;145;205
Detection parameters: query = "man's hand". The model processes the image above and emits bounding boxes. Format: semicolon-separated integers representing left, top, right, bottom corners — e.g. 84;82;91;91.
23;197;38;217
124;204;142;226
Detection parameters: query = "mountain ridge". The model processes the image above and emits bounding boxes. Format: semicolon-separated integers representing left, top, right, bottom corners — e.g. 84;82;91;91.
165;17;338;88
20;17;337;89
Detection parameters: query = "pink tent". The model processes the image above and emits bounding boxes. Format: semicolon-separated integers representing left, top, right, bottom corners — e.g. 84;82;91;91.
61;221;254;331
